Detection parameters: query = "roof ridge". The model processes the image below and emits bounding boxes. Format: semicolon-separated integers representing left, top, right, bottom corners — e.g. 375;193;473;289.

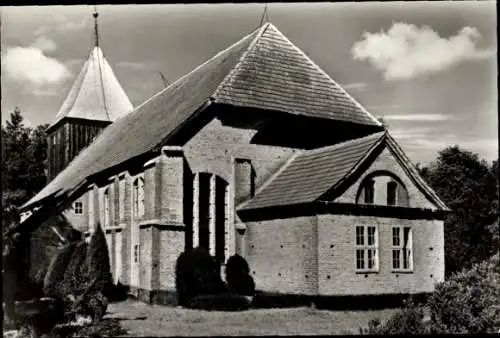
304;131;386;156
318;132;388;200
266;24;382;127
128;25;267;118
213;23;270;98
384;132;449;210
236;148;302;210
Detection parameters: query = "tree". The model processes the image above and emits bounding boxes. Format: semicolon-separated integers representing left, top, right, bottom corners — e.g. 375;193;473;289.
2;108;48;231
419;146;498;275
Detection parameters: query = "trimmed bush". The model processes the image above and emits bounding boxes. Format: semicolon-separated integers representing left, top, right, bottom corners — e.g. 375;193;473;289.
43;242;78;298
85;223;113;298
175;246;227;307
61;240;88;296
225;254;255;296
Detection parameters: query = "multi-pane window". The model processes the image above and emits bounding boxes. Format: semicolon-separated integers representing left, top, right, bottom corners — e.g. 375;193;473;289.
133;244;140;263
364;179;375;204
355;225;378;272
74;201;83;214
133;177;145;218
103;188;111;227
387;181;398;206
392;227;413;271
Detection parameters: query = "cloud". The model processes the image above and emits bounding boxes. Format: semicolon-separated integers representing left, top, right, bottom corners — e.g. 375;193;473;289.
116;61;157;71
2;46;72;92
342;82;368;92
31;36;57;53
352;22;495;80
383;114;450;121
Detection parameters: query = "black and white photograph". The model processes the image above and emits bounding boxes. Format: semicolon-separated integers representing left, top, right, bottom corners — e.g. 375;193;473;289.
1;2;498;337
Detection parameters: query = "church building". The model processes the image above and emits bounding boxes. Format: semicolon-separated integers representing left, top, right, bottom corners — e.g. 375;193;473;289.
20;13;448;304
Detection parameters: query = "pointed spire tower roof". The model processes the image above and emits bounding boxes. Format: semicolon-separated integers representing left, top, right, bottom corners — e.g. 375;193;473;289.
48;8;133;131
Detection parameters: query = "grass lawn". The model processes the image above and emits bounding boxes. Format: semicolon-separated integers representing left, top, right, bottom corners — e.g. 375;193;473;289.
106;299;399;336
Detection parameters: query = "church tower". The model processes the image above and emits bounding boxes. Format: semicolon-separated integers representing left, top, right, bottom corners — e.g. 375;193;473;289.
46;8;133;181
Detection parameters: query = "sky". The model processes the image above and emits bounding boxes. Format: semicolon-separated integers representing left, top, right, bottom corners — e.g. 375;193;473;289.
1;2;497;166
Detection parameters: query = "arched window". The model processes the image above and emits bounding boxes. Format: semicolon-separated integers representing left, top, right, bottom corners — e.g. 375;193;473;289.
133;177;145;218
104;188;110;227
364;179;375;204
387;181;398;206
357;171;409;207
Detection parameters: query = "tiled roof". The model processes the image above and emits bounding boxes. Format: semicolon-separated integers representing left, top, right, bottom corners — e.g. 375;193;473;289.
239;132;386;210
49;47;133;130
239;131;450;211
214;24;381;126
23;23;382;210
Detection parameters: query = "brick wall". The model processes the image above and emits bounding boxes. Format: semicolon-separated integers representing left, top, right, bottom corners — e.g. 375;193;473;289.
159;229;185;290
246;216;318;295
337;148;437;209
184;117;298;259
317;214;445;295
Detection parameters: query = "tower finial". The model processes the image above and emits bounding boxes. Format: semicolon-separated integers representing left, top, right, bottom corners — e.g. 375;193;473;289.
93;5;99;48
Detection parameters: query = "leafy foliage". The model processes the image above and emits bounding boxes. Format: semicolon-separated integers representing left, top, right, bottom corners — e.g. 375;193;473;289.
418;146;499;275
427;252;500;334
225;254;255;296
2;107;48;231
43;242;78;298
367;253;500;334
61;241;89;296
367;299;428;335
85;223;113;298
175;246;227;307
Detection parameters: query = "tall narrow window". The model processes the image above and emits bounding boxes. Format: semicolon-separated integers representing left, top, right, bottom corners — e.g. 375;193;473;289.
355;225;378;272
387;181;398;206
364;179;375;204
119;179;125;221
392;227;413;271
104;188;110;227
133;177;145;218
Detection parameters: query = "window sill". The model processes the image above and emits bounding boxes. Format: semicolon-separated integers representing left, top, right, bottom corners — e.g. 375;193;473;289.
391;270;414;274
355;270;379;274
104;225;124;232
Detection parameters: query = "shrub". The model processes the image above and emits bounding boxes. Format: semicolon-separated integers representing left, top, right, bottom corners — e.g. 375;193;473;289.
225;254;255;296
61;240;88;296
367;299;428;335
43;242;78;298
368;253;500;335
427;252;500;334
175;246;227;307
85;223;113;298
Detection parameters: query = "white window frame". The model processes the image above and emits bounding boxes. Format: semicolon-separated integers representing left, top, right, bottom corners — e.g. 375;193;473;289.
74;201;83;215
392;226;413;272
355;225;379;272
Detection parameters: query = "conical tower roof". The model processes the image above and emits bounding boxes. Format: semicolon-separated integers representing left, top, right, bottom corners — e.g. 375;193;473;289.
48;46;133;131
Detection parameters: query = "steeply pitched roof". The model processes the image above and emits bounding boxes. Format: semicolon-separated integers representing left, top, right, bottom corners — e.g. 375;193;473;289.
238;132;449;211
48;46;133;130
22;23;382;210
238;132;386;210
